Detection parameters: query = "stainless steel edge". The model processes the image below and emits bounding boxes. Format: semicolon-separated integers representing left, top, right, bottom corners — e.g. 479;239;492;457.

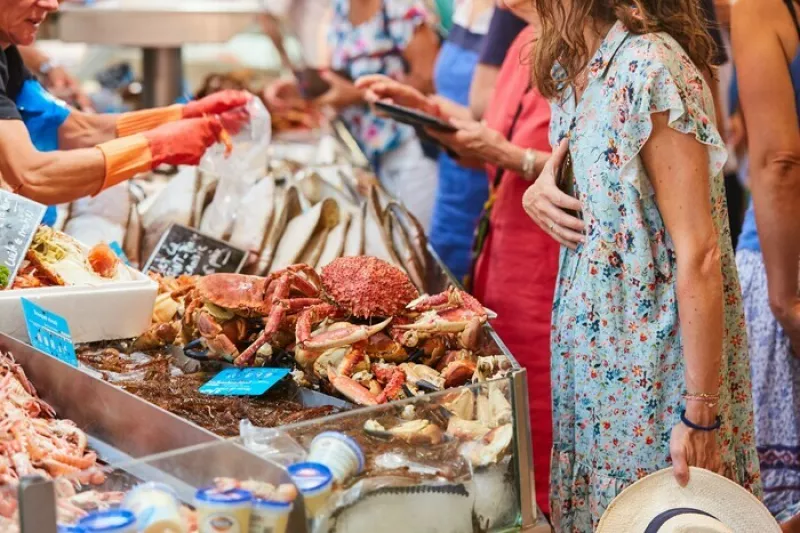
512;368;537;529
424;244;535;528
0;334;311;533
0;334;219;458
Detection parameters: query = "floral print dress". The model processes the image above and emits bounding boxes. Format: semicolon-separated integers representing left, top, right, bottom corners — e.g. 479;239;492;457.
547;21;762;531
328;0;427;160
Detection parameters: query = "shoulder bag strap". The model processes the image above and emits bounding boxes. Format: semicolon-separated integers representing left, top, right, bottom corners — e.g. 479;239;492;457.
785;0;800;38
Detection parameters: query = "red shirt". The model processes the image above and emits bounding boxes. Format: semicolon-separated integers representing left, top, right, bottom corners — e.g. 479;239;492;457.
472;26;560;515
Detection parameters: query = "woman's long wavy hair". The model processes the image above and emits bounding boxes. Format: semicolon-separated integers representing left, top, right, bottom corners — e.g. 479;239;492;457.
532;0;715;99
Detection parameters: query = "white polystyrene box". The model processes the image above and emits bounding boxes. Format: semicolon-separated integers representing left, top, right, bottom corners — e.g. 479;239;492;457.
0;266;157;344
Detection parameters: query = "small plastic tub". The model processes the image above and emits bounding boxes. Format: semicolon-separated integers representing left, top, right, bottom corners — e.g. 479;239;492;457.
58;525;86;533
308;431;365;484
249;498;294;533
122;481;184;533
287;462;333;519
78;510;136;533
194;487;253;533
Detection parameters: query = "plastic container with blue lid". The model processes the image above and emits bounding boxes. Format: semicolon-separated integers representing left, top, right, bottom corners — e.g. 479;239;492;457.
58;525;86;533
288;462;333;518
251;498;294;533
194;487;253;533
308;431;365;484
77;509;136;533
122;481;183;532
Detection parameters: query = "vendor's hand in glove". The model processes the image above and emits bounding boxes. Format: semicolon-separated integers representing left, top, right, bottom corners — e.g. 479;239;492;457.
143;116;225;167
522;139;585;249
98;116;224;193
183;90;252;118
357;75;438;116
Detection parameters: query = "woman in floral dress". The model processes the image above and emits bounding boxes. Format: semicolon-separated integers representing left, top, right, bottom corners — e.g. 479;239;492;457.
522;0;762;530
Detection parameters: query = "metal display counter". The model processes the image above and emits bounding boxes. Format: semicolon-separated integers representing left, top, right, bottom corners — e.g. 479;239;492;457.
56;0;262;107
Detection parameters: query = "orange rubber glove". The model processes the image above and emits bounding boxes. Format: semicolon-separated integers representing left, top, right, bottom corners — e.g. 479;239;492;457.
97;116;224;192
115;90;252;138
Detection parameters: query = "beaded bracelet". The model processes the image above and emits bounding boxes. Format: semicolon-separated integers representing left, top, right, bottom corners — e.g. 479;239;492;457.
680;409;722;432
683;393;719;408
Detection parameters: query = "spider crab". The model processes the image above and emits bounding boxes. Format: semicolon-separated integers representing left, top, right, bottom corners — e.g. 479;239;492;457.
182;265;322;365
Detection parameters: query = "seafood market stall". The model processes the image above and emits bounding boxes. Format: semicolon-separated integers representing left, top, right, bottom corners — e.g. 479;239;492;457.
0;93;547;532
0;323;545;532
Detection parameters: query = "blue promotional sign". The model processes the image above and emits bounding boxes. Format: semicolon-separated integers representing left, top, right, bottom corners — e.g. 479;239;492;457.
20;298;78;367
199;368;291;396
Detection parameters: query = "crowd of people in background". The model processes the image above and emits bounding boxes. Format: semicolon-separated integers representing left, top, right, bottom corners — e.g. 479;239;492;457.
18;0;800;531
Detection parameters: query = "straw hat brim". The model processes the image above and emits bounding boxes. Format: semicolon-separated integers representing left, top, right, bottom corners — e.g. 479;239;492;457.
597;467;779;533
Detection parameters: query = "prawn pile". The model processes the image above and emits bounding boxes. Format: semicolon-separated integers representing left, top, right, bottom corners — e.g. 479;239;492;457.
0;351;108;526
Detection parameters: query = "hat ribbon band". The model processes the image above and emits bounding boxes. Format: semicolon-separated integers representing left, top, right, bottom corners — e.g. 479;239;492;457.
644;507;720;533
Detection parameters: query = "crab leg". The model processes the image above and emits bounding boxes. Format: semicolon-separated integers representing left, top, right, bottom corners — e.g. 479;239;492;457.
301;317;393;351
234;302;287;367
327;368;379;406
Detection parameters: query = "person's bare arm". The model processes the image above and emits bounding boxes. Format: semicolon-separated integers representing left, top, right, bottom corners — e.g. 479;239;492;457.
402;24;440;95
643;112;723;484
0;120;105;204
58;111;118;149
16;45;48;73
429;95;473;121
468;63;500;119
733;0;800;346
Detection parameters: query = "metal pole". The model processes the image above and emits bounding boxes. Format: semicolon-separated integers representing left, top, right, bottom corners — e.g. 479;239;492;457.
142;47;184;108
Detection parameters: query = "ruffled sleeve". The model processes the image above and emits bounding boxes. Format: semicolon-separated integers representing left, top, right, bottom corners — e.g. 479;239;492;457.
616;37;727;197
385;0;429;48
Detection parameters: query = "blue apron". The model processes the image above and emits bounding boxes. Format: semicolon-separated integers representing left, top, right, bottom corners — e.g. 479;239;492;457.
429;28;489;282
15;79;71;226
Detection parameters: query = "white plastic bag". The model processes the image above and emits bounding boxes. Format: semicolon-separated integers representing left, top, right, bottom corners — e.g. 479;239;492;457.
199;97;273;238
239;419;307;466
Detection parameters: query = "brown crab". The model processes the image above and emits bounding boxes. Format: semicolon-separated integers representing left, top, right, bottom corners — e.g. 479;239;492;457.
183;265;322;364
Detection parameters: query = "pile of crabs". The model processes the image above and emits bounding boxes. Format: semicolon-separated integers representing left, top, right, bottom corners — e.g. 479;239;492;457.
136;256;504;406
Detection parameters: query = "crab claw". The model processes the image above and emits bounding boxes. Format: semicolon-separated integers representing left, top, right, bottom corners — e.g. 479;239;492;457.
327;368;380;406
441;359;477;388
302;317;393;351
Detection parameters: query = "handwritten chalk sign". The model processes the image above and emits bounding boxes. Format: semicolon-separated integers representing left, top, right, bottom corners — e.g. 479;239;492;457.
0;191;46;290
143;223;247;278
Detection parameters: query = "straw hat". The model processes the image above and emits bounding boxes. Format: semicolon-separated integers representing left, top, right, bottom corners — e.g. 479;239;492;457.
597;467;780;533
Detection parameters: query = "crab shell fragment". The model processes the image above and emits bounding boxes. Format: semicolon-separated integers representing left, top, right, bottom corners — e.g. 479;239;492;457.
321;257;419;318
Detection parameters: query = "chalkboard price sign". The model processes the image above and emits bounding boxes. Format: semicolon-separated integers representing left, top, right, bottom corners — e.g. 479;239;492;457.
0;190;47;290
143;223;248;278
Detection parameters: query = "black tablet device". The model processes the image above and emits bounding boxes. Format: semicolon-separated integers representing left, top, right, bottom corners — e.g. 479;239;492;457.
374;101;457;133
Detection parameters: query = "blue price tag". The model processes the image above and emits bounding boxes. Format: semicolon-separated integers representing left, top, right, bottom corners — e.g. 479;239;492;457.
20;298;78;367
199;368;291;396
108;241;130;266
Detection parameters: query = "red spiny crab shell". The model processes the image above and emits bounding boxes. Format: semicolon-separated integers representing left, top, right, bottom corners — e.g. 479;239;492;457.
321;257;419;318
